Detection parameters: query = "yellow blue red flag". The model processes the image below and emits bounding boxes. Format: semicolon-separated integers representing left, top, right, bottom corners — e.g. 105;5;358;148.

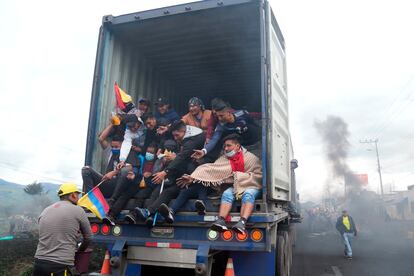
78;186;109;220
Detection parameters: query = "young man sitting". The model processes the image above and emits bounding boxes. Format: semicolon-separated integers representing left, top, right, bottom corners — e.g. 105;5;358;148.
178;134;262;234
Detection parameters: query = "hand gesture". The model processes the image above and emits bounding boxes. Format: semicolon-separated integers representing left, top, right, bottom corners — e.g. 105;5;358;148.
116;161;125;171
152;171;167;184
176;174;194;188
102;171;117;181
191;149;205;160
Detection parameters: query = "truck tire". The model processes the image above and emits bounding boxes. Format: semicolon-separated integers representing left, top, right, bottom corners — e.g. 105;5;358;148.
276;232;287;276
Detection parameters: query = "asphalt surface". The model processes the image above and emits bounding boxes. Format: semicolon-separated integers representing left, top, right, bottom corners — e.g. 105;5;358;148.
291;218;414;276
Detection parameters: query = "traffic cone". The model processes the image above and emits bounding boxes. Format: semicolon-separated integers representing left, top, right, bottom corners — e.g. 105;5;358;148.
101;250;111;275
224;257;235;276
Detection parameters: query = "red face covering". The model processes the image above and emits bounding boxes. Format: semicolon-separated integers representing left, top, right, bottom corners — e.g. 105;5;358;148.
228;150;245;172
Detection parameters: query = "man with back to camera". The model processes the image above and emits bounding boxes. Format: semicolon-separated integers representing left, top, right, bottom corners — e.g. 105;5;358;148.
33;183;92;276
336;210;357;259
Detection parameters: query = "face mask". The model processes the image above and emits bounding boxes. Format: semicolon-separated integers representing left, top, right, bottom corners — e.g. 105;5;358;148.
111;149;120;155
145;152;155;161
225;150;237;158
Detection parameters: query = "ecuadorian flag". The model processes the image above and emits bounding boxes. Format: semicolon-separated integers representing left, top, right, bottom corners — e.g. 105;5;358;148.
114;82;132;110
78;186;109;220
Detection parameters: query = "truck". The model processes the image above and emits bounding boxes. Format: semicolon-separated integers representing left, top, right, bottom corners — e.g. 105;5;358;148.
85;0;299;275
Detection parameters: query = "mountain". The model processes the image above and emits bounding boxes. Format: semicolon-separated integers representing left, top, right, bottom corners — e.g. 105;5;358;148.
0;179;60;215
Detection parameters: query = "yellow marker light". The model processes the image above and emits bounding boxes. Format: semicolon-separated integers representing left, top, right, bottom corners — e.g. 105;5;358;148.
207;229;219;241
112;225;122;236
251;229;263;242
222;230;234;241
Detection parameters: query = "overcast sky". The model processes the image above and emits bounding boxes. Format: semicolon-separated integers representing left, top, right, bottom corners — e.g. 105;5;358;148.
1;0;413;201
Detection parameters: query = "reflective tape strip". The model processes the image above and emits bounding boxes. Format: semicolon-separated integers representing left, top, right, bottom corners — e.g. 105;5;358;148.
204;215;240;222
145;242;182;248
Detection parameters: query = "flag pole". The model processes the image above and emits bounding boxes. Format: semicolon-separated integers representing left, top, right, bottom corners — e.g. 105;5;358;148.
152;179;165;227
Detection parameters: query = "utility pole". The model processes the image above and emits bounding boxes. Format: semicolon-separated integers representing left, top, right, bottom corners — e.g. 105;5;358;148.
360;139;384;197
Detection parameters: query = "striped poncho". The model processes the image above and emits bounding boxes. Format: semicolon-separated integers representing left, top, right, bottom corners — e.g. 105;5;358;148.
190;148;262;197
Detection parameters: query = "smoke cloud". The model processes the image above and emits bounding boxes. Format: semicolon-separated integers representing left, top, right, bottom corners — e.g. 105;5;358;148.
314;115;362;195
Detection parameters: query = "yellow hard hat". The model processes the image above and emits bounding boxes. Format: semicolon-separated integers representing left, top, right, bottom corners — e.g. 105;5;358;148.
58;182;81;196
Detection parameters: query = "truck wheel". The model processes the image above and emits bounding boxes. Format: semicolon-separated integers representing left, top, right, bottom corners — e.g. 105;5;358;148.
276;232;286;276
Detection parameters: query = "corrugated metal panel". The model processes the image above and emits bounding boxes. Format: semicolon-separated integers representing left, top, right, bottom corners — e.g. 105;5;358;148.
88;1;263;172
265;3;290;201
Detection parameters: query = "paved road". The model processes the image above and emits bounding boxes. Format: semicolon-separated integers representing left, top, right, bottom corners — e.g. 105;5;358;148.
291;219;414;276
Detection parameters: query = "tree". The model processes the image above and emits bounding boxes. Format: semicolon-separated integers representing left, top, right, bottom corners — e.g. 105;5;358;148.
23;182;44;195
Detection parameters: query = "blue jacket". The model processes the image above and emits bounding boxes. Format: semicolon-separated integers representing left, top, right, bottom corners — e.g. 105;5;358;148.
155;109;180;124
204;110;260;153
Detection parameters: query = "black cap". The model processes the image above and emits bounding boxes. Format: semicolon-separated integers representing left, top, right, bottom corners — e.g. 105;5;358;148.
138;98;150;105
155;97;169;106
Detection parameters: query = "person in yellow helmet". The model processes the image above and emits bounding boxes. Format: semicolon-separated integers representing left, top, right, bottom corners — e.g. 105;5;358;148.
33;183;92;276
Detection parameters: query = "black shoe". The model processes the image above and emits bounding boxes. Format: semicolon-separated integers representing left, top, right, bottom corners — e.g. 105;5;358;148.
145;216;154;228
195;200;206;215
158;203;174;224
232;220;246;235
210;217;228;232
135;207;150;221
124;213;137;224
102;215;116;226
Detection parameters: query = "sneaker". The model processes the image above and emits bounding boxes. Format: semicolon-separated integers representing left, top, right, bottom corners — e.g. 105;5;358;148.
347;256;353;260
158;203;174;224
135;207;149;221
194;200;206;215
145;216;154;228
102;215;116;226
232;219;246;235
210;217;228;232
124;213;137;224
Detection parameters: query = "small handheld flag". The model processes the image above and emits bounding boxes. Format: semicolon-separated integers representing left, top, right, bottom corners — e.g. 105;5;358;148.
78;182;109;220
114;82;133;111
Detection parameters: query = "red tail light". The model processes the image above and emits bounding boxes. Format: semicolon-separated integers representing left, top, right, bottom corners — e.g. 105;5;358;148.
91;223;99;234
101;224;111;235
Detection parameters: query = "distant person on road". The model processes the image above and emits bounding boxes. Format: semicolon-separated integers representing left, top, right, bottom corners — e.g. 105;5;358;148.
336;210;357;259
33;183;92;276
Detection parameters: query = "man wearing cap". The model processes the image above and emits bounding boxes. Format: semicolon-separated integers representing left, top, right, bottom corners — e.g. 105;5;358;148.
181;97;212;131
154;97;180;124
33;183;92;276
138;98;151;117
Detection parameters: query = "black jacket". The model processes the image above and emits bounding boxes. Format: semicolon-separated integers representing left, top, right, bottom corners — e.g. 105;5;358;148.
165;127;205;178
336;215;357;234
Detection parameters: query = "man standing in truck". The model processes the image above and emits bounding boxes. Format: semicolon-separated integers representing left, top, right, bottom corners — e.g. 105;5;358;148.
181;97;212;132
179;134;262;234
336;210;357;259
191;102;260;162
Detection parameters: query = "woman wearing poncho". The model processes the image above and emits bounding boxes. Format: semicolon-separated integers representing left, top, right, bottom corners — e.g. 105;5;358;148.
178;133;262;235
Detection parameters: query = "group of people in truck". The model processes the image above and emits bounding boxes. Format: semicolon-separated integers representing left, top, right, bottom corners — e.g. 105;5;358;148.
82;95;262;235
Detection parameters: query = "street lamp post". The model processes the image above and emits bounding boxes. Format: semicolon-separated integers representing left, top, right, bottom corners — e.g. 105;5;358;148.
360;138;384;197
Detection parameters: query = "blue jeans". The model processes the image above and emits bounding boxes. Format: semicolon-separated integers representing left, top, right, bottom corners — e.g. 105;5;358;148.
221;187;261;205
342;232;354;257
